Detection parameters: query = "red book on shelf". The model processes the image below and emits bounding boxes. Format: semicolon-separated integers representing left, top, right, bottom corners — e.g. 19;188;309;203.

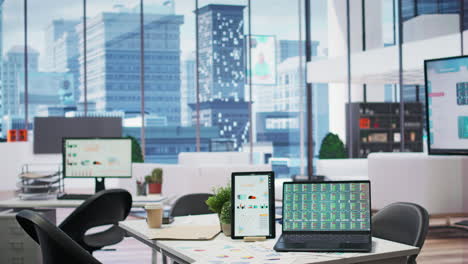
359;118;370;129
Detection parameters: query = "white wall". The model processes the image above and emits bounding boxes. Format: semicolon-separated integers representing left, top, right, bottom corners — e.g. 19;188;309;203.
404;14;460;43
364;0;383;50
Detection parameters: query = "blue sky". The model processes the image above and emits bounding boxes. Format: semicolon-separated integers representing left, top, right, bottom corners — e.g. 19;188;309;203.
2;0;328;69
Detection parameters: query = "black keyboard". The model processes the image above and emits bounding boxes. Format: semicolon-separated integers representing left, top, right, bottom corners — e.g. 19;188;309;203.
57;193;93;200
283;234;369;244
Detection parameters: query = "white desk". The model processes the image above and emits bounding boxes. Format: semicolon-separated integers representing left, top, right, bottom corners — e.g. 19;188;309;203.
0;195;165;209
119;214;419;264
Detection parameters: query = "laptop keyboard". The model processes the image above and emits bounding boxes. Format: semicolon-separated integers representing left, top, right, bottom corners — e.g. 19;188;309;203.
283;234;369;244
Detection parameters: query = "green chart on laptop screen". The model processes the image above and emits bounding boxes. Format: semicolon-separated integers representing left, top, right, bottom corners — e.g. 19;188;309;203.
283;182;370;231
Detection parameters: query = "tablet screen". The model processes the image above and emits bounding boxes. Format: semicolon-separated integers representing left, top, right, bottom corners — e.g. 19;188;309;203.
232;172;274;238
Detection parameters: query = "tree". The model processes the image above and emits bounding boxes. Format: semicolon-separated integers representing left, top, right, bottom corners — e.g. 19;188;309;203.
319;133;347;159
126;135;144;163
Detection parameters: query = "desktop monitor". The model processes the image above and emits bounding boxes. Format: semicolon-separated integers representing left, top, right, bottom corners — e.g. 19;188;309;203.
425;55;468;155
63;138;132;193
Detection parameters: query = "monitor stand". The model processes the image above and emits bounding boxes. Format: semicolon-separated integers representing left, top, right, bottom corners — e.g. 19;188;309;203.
95;177;106;193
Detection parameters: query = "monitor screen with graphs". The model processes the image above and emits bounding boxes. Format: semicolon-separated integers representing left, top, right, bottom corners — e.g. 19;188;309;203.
425;55;468;155
282;181;371;232
63;138;132;178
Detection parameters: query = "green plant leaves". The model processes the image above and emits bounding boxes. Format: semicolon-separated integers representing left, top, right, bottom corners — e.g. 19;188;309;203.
319;133;347;159
206;186;231;214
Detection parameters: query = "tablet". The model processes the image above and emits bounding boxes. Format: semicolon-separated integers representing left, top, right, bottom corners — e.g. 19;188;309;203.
231;171;275;239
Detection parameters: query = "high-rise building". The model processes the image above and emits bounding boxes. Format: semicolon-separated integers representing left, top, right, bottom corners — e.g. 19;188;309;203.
255;56;329;176
180;52;196;126
124;125;219;163
190;99;250;150
196;4;249;150
46;20;81;103
197;4;246;102
44;19;81;71
254;40;319;113
76;10;184;125
402;0;466;29
2;46;39;117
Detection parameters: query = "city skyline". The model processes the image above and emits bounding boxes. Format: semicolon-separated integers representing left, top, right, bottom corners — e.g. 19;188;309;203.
0;1;319;175
1;0;327;70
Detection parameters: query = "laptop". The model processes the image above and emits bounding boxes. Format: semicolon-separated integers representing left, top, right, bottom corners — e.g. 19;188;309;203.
274;181;372;252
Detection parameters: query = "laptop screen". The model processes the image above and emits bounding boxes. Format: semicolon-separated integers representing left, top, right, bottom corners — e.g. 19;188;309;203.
283;182;371;232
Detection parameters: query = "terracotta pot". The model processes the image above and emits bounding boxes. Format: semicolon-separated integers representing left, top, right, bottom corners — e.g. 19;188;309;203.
148;183;162;194
221;223;231;236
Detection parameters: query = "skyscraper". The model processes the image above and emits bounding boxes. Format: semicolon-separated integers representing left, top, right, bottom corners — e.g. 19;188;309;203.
76;10;184;125
181;52;196;127
46;19;81;103
197;4;246;102
195;4;249;150
2;46;39;117
44;19;81;71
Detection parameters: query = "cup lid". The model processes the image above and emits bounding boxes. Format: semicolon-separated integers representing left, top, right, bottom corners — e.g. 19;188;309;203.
145;203;162;210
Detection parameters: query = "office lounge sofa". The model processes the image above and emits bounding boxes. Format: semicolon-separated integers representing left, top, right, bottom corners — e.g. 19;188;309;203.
368;152;468;215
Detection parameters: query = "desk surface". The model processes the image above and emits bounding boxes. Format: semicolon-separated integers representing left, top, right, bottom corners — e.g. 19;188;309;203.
119;214;419;264
0;194;165;209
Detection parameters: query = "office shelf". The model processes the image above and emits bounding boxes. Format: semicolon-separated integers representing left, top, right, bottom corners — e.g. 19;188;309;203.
346;102;424;158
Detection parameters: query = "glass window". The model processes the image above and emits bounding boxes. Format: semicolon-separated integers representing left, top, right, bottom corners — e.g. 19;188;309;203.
439;0;460;14
85;0;143;157
197;0;249;153
1;0;26;134
143;0;196;163
250;0;305;177
417;0;438;15
402;0;416;21
26;0;83;127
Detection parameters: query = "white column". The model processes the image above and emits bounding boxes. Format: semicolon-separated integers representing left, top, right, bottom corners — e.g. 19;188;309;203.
327;0;363;142
464;30;467;55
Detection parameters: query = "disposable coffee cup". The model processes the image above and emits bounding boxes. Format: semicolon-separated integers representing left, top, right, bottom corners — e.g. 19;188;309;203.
145;203;163;228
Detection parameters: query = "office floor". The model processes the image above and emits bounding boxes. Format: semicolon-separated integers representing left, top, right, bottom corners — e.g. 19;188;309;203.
54;209;468;264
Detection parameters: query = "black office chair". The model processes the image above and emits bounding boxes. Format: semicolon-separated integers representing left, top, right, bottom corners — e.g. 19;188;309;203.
16;210;102;264
170;193;213;217
372;202;429;264
59;189;132;254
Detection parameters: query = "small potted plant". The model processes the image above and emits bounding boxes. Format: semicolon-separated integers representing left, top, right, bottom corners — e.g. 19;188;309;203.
145;168;163;194
205;185;231;234
220;201;232;236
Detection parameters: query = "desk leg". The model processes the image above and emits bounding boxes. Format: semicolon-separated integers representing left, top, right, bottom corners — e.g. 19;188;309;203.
151;249;170;264
152;248;158;264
